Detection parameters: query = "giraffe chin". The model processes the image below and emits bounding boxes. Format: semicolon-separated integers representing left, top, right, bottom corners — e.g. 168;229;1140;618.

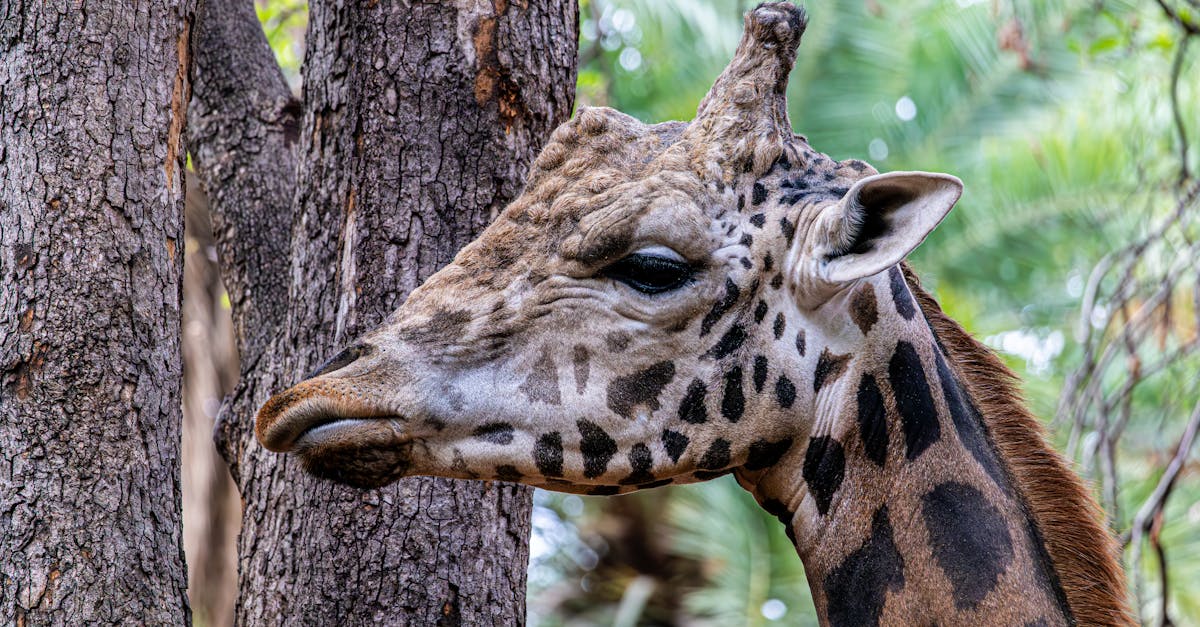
293;418;414;489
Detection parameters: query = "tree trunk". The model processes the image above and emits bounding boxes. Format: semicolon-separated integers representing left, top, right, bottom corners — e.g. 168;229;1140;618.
189;0;577;624
0;2;193;624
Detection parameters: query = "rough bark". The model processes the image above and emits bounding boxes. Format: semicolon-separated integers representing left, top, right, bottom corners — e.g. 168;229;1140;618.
189;0;577;624
0;1;193;624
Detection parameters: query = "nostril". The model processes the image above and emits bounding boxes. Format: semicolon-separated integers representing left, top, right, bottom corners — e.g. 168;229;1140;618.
308;342;373;379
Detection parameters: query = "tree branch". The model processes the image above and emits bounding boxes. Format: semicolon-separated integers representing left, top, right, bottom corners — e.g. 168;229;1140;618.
1156;0;1200;35
189;0;298;369
1169;35;1192;184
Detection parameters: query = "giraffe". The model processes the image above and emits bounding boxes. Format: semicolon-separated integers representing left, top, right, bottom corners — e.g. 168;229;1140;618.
254;3;1132;625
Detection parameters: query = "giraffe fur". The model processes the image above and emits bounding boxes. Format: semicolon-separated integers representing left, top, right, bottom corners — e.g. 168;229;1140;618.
254;3;1132;625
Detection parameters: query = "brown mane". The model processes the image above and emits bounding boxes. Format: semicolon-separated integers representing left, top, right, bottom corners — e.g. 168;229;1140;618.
902;265;1134;626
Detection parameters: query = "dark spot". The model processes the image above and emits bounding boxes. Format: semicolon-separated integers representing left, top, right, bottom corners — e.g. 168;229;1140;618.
662;429;689;463
399;309;471;345
754;301;768;323
693;469;730;480
620;443;655;485
708;325;747;359
588;485;620;495
761;498;797;544
802;436;845;516
889;266;916;320
572;345;590;395
856;374;888;467
770;274;783;289
763;253;774;272
607;361;676;419
823;506;905;627
473;422;514;445
721;367;745;422
578;224;635;265
932;346;1007;488
813;348;851;392
638;478;673;489
760;498;789;518
534;432;564;477
780;191;803;205
445;387;466;411
745;438;794;471
889;341;941;461
678;379;708;424
697;439;731;470
605;331;631;352
750;213;766;228
774;152;792;171
752;183;767;205
701;278;740;336
850;283;879;335
309;343;372;379
773;312;786;339
740;257;753;270
423;417;447;432
775;375;796;409
752;356;769;392
578;419;618;478
520;349;561;405
737;195;745;211
495;465;522;482
795;329;806;356
779;218;796;244
740;233;754;247
922;482;1014;610
450;448;479;479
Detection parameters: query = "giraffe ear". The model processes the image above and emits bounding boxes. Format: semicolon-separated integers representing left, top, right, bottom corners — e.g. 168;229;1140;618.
811;171;962;284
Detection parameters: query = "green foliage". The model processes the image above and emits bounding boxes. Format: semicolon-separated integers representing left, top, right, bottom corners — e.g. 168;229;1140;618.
256;0;307;87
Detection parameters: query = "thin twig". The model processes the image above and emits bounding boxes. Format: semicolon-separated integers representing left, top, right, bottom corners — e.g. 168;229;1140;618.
1156;0;1200;35
1169;36;1192;184
1129;400;1200;541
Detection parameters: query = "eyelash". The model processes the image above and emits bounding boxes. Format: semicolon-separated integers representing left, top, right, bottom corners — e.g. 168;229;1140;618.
601;253;695;295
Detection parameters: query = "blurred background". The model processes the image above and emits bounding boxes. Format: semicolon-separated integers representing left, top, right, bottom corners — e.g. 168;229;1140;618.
183;1;1199;625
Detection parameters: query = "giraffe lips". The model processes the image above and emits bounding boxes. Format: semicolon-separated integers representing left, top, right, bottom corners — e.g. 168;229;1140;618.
293;418;415;489
255;379;406;453
291;416;408;452
255;382;416;488
295;417;376;445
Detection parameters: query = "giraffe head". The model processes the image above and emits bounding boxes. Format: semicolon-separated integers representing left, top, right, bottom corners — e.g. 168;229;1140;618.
255;2;961;492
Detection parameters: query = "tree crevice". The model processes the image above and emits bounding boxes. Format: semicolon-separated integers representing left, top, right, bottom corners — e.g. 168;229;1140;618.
189;1;578;623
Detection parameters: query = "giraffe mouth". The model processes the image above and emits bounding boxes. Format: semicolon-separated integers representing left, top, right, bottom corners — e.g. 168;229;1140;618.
294;416;406;448
292;416;415;489
255;381;417;488
255;379;408;453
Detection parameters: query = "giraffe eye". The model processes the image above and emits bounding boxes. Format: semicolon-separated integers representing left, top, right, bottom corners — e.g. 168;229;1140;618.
602;248;694;295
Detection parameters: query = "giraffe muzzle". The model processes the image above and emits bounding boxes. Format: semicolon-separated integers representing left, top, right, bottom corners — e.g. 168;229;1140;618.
255;377;406;453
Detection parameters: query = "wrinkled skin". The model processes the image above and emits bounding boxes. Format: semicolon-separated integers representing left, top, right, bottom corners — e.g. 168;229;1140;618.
255;3;959;494
253;6;1137;626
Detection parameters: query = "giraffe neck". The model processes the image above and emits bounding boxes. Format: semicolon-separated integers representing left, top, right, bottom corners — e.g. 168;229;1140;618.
737;269;1072;627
